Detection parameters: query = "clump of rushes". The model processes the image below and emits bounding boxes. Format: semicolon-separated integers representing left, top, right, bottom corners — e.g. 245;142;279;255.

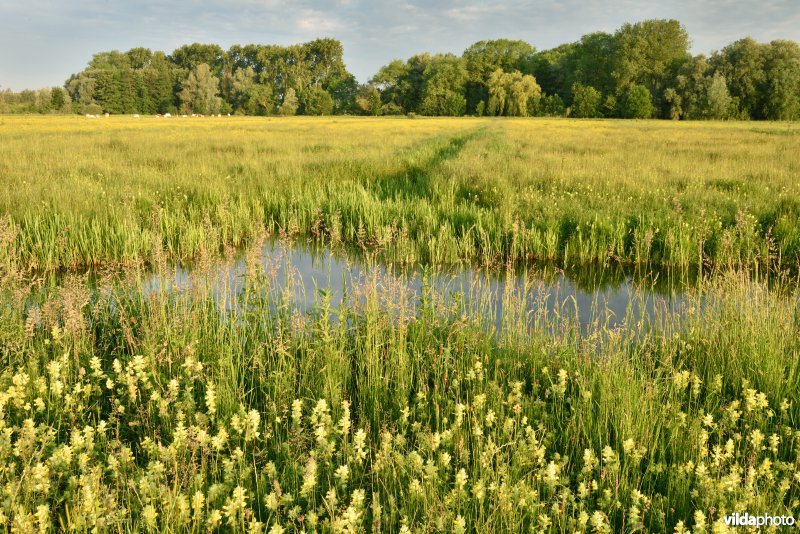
1;116;799;273
0;244;797;531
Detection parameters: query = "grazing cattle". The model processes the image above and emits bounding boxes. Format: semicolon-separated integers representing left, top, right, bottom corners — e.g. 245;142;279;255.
132;114;140;118
164;113;172;118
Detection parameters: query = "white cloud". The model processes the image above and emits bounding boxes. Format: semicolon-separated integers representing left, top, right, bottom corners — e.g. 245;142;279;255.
444;5;493;22
296;9;345;32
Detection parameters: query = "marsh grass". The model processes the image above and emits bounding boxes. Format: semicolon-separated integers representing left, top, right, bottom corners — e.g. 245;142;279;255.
2;116;799;273
0;234;798;532
1;116;799;532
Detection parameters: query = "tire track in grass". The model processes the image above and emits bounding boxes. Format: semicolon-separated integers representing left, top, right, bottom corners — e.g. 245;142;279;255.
369;125;493;201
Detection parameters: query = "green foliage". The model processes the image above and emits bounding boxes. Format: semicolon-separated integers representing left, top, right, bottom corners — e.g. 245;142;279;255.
570;83;602;117
221;66;255;112
83;102;102;115
618;83;654;118
381;102;404;115
303;86;334;116
326;74;359;114
4;25;798;120
711;38;800;120
539;94;565;116
0;88;54;114
762;40;800;121
487;69;542;116
419;54;468;116
612;19;690;110
56;39;355;116
355;85;382;116
664;55;710;119
420;89;466;116
704;72;733;119
170;42;226;74
179;63;221;114
244;83;274;115
370;59;412;113
711;38;767;119
0;204;797;531
49;87;65;111
371;54;434;114
462;39;537;112
278;87;299;116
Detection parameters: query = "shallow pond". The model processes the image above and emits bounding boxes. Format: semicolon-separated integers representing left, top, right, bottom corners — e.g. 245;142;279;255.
132;240;693;333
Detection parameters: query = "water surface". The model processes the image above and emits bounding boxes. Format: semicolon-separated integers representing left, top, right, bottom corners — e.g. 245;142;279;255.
136;240;692;333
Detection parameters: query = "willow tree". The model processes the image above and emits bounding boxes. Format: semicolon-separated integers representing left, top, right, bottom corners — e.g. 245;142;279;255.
487;69;541;116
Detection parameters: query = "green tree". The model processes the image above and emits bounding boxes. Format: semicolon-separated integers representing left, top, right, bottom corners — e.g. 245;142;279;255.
571;32;616;96
530;34;615;111
66;73;96;106
221;66;256;112
571;83;602;117
144;52;178;113
356;85;382;115
509;71;541;116
180;63;221;114
762;40;800;120
487;69;541;116
419;54;467;116
529;43;577;102
245;83;274;115
540;94;565;116
127;47;154;69
711;38;767;119
618;83;654;118
50;87;66;111
463;39;536;112
704;72;733;119
326;74;358;114
612;19;691;114
278;87;299;116
303;86;334;115
665;55;711;119
371;54;432;113
170;43;226;75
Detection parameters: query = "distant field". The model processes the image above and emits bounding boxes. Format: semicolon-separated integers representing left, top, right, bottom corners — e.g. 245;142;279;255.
2;115;799;272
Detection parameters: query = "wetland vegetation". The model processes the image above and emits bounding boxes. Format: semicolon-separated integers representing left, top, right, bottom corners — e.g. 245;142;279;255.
0;116;798;532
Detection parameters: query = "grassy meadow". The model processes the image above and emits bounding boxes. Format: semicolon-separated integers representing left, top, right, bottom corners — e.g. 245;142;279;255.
1;116;800;271
0;116;799;532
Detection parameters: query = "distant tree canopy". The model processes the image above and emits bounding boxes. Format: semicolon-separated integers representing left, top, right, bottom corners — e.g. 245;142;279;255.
51;38;351;116
2;22;799;120
369;19;798;120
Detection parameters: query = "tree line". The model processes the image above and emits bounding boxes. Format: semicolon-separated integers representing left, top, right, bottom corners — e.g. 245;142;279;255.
2;20;799;120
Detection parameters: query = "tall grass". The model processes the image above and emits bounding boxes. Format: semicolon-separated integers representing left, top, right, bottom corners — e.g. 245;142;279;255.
0;236;797;531
1;116;799;532
1;116;799;272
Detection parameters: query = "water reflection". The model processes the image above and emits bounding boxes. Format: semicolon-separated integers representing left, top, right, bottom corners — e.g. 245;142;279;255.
136;241;690;333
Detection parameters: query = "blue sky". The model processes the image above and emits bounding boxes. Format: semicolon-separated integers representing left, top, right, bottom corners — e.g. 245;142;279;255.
1;0;799;90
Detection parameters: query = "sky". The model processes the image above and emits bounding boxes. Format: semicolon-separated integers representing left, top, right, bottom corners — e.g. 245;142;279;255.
1;0;799;91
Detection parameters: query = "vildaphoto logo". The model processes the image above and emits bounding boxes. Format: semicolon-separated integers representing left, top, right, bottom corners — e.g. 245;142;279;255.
723;513;796;527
